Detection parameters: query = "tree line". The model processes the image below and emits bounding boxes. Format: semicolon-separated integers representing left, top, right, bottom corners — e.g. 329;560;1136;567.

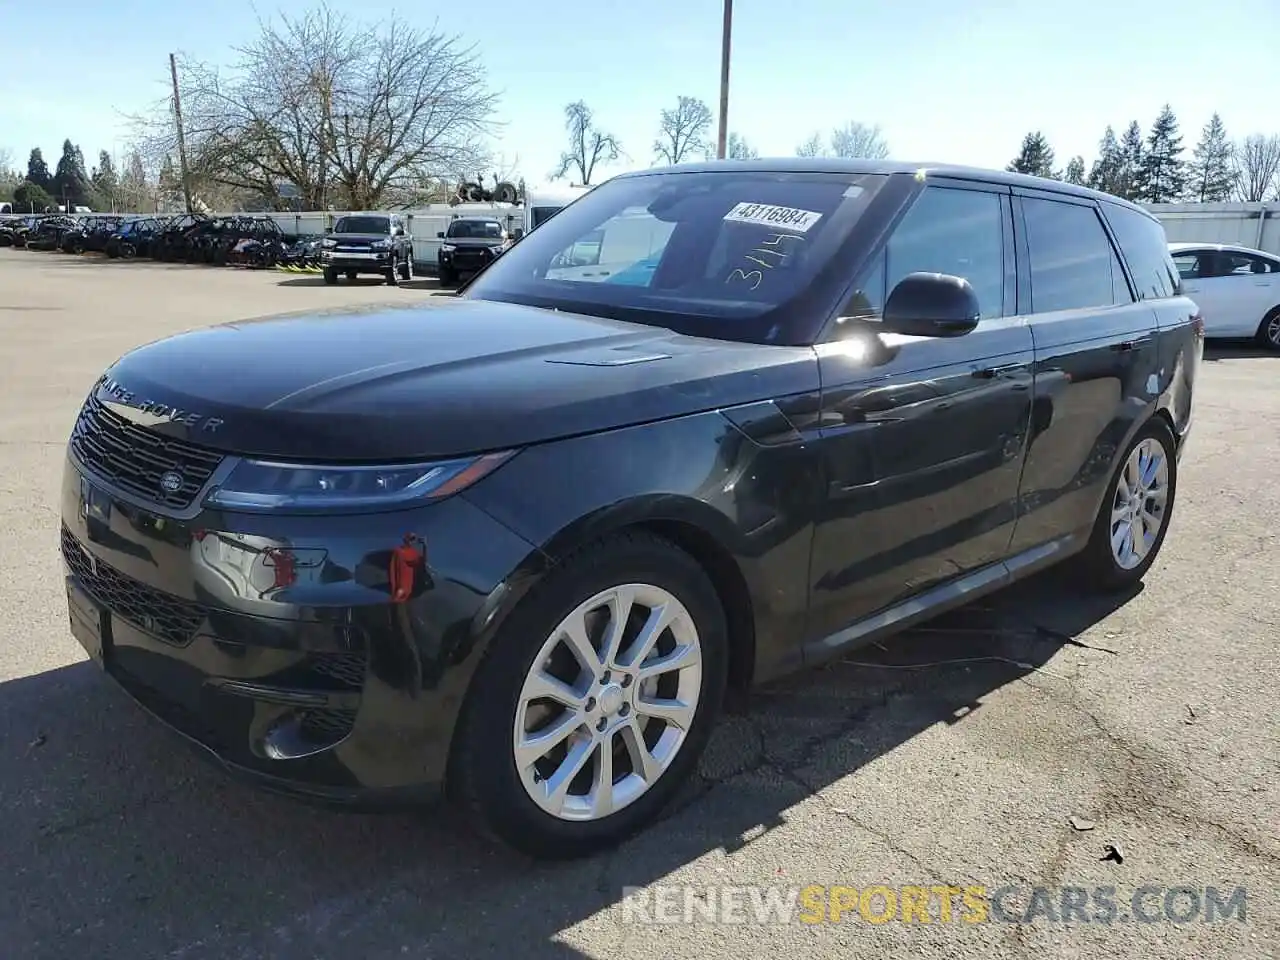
1008;106;1280;203
551;95;890;184
0;141;156;213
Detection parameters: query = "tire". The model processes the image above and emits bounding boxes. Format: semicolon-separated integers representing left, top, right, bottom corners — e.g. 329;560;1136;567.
448;531;729;860
346;270;357;281
438;266;457;286
322;267;338;285
385;257;400;286
1073;417;1178;592
399;255;413;282
1255;307;1280;351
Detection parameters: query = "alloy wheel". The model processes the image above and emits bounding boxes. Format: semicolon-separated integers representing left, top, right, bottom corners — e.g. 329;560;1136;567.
512;583;703;822
1265;312;1280;347
1109;437;1170;570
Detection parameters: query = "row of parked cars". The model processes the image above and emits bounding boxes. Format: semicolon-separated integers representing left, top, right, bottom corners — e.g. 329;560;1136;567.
0;212;324;269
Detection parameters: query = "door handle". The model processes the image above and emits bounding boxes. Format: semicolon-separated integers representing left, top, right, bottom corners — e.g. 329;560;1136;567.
1111;340;1136;352
973;363;1021;379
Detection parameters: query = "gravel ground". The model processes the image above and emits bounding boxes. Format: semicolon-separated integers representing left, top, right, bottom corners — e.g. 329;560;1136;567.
1;248;1276;960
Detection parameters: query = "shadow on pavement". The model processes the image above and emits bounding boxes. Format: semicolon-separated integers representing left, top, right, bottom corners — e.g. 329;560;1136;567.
1;571;1137;959
1203;340;1277;361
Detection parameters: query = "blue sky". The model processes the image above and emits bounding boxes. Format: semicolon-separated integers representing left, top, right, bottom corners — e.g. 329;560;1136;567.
2;0;1277;186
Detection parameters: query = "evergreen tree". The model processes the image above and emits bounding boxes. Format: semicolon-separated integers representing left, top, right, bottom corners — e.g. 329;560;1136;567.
1117;121;1145;201
1138;104;1187;203
52;139;91;207
92;151;119;211
1087;126;1125;195
1064;156;1087;185
1007;131;1057;179
120;151;150;212
26;148;51;191
1187;112;1236;202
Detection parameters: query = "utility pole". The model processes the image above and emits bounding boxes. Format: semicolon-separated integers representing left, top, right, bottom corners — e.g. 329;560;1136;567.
716;0;733;159
169;52;194;214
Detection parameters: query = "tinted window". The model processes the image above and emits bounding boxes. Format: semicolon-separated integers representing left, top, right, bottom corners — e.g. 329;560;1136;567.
1101;203;1180;298
1023;198;1127;313
447;219;505;239
464;170;890;344
884;187;1006;319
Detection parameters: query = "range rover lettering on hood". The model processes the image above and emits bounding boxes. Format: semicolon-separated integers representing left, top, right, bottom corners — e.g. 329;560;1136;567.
97;374;226;433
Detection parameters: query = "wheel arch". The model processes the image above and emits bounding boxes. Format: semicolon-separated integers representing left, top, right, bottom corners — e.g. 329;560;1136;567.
530;495;758;693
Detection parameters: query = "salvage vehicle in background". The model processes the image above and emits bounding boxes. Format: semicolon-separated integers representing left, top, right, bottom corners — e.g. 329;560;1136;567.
59;160;1200;859
436;215;512;285
105;218;164;260
1170;242;1280;349
320;212;414;285
25;215;79;251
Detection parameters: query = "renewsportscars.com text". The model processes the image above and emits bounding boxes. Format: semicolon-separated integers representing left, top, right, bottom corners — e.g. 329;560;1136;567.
620;884;1248;926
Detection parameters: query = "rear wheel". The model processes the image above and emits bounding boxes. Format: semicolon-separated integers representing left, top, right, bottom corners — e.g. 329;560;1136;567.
1074;418;1177;592
448;532;728;860
322;267;338;285
399;255;414;282
1255;307;1280;351
345;270;358;281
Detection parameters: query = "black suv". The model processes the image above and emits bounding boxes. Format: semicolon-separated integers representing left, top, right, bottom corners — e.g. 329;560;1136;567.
320;213;414;285
59;160;1201;861
436;216;512;285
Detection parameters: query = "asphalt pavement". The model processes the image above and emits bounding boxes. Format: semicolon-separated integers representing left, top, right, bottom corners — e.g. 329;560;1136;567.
1;248;1276;960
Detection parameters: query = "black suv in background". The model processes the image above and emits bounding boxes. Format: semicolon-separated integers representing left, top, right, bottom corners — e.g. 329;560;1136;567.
320;213;414;285
436;216;512;285
59;160;1201;861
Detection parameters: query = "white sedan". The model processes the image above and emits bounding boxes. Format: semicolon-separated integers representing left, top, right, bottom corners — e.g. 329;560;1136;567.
1169;242;1280;349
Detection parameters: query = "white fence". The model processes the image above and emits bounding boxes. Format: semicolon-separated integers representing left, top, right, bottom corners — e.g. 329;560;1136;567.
1146;202;1279;255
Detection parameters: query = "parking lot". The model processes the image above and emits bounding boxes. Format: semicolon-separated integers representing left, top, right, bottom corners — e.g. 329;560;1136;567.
1;247;1277;960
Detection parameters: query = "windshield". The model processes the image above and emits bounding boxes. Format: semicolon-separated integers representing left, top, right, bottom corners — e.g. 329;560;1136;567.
465;169;889;344
530;205;562;228
448;219;505;239
333;215;390;234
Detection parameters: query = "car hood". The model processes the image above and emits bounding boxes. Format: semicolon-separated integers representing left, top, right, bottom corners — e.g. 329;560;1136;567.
93;298;818;461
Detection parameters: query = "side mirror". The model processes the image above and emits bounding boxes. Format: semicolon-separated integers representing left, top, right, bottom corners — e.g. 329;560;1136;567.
437;231;445;239
882;272;980;337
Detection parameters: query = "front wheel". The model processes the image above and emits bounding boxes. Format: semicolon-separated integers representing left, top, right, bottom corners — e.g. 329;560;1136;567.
385;256;400;286
399;255;414;282
448;532;728;860
1074;418;1178;592
322;267;338;285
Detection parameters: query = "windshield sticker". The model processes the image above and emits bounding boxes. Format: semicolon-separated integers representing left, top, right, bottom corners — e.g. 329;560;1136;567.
723;202;823;234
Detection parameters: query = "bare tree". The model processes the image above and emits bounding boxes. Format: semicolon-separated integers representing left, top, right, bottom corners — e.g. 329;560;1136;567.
654;96;713;165
1233;134;1280;202
127;4;497;210
0;147;13;175
830;121;890;160
553;101;621;185
795;132;825;158
727;132;758;160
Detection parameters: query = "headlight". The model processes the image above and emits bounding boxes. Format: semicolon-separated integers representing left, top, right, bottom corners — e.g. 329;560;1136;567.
320;238;336;249
440;243;456;253
204;452;515;512
371;239;391;250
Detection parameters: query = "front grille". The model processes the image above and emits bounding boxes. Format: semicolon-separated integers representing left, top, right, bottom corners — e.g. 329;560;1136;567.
70;391;224;510
454;249;491;269
61;525;207;646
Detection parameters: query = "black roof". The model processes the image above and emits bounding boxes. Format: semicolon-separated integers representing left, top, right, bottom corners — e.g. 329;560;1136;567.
615;157;1152;219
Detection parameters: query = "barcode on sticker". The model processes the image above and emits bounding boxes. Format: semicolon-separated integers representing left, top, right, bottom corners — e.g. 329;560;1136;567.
723;202;823;233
